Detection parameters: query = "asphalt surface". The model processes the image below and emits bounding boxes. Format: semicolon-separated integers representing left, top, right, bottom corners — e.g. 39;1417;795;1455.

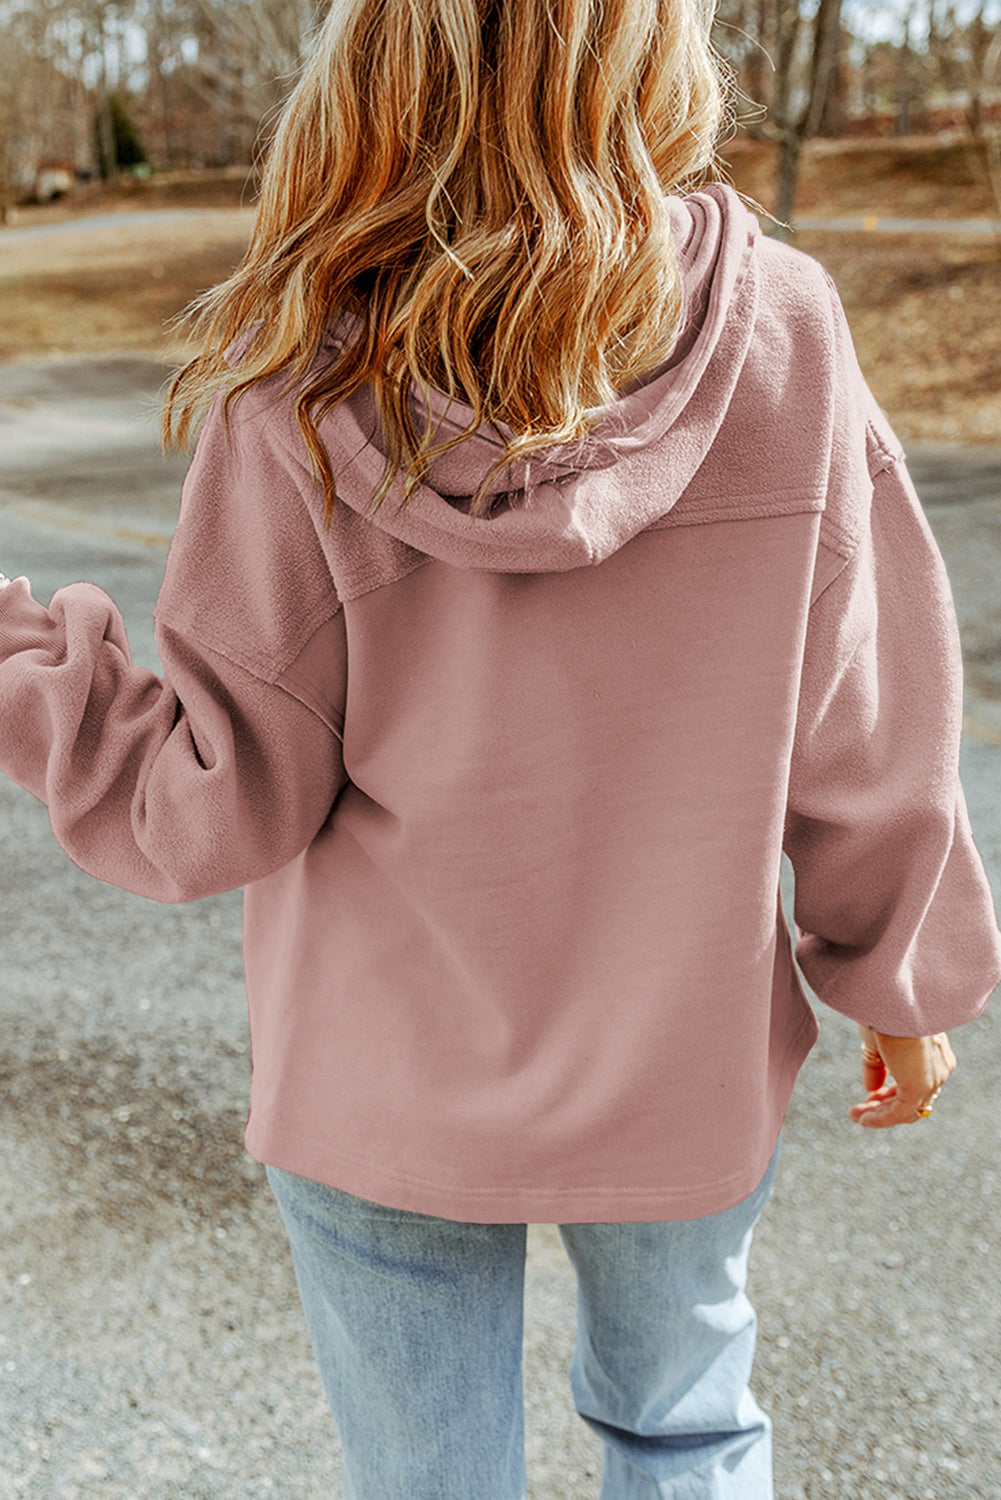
794;215;1001;235
1;355;1000;1500
3;209;1000;242
0;210;230;243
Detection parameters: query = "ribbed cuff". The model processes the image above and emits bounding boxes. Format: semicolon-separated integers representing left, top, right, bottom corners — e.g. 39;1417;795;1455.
0;577;39;657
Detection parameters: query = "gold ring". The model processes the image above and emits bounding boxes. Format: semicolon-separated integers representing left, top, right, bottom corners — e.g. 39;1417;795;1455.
916;1087;942;1119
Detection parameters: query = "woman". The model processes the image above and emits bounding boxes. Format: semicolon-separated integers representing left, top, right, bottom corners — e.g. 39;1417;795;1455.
1;1;999;1495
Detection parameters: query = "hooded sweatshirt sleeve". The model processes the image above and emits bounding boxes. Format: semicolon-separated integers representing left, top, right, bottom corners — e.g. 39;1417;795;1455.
0;393;347;903
783;422;1001;1035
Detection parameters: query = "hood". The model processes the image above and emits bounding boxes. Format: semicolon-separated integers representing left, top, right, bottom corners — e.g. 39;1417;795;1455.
324;183;761;573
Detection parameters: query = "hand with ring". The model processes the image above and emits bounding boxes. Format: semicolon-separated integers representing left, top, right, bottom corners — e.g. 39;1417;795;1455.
849;1025;957;1128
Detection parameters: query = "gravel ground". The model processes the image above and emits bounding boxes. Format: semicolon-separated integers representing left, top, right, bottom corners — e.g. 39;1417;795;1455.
1;358;1000;1499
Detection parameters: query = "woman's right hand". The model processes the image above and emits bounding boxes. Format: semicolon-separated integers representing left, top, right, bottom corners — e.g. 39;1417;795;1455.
849;1025;956;1128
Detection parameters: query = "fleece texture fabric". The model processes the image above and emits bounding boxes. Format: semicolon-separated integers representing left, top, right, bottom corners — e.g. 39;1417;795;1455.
1;185;999;1222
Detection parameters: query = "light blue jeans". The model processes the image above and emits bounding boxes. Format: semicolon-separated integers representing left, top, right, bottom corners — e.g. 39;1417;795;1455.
266;1145;779;1500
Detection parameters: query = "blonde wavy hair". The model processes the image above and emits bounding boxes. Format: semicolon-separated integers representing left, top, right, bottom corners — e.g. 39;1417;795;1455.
163;0;731;519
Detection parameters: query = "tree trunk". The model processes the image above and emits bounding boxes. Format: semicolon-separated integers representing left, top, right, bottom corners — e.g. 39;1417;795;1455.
818;25;847;136
744;0;769;111
773;131;802;235
800;0;843;140
96;93;117;178
768;0;842;234
895;8;914;136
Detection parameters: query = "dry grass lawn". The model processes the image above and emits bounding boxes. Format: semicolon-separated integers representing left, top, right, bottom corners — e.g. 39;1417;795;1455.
798;232;1001;445
0;208;254;364
0;143;999;445
723;134;1001;221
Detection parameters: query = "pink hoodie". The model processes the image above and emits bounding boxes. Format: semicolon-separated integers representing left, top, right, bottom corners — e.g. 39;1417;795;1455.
1;186;999;1221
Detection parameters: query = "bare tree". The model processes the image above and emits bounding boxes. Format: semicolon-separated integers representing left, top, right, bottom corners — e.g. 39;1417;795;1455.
714;0;845;228
141;0;178;164
894;3;920;134
0;30;28;222
933;0;1001;132
0;0;329;188
928;1;1001;221
713;0;770;119
181;0;323;164
0;0;87;221
770;0;845;227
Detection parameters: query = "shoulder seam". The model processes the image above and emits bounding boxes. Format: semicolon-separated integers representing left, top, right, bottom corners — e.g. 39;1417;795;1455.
160;596;343;688
262;394;436;605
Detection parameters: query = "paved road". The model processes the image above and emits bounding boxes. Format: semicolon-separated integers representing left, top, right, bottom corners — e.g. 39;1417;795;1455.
0;208;233;243
2;206;1000;247
1;357;999;1500
795;214;1001;235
